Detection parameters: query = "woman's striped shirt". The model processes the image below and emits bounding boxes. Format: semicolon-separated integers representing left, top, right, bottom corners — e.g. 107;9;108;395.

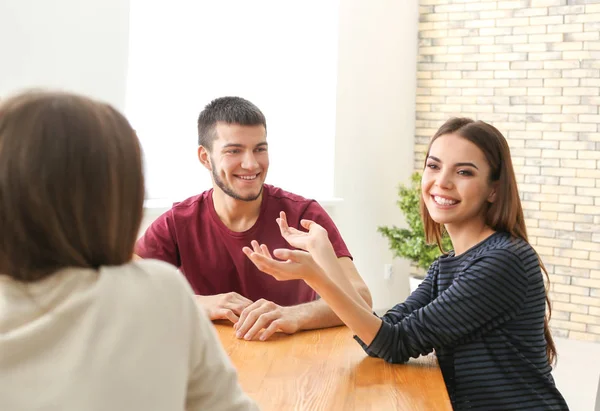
355;232;569;410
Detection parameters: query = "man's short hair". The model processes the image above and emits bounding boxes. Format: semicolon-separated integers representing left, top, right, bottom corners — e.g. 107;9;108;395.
197;96;267;151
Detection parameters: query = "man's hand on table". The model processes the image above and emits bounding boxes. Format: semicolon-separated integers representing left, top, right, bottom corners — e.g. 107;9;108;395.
234;299;302;341
196;292;253;323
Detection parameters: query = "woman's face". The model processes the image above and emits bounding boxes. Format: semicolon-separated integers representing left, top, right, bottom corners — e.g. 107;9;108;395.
421;133;497;230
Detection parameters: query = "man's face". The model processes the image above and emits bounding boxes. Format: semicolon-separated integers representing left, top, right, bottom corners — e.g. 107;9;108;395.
200;122;269;202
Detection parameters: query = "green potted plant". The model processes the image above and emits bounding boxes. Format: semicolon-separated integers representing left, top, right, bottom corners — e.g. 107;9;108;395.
378;172;453;292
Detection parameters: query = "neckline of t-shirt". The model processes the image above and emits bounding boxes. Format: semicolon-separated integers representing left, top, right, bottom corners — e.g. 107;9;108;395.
442;231;505;262
207;185;271;239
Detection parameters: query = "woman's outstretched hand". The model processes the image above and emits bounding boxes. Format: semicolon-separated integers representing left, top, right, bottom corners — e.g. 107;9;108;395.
276;211;331;253
242;240;325;283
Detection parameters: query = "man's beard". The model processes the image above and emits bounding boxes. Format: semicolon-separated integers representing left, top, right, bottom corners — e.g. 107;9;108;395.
212;166;263;202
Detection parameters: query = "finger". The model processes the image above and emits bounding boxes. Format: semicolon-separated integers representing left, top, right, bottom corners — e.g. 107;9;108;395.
236;301;257;331
225;291;253;306
278;211;293;233
236;298;266;335
277;218;289;235
285;226;306;235
236;303;272;338
245;251;304;282
258;320;281;341
300;219;317;230
225;310;240;323
280;211;288;225
225;302;251;316
251;241;271;258
273;248;309;263
212;308;239;323
233;294;253;307
243;248;271;272
225;291;252;305
242;246;254;258
220;292;253;316
245;251;281;274
244;312;278;341
251;240;261;254
260;243;273;259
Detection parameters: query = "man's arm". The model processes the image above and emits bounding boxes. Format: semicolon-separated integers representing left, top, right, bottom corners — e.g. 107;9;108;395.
234;256;372;341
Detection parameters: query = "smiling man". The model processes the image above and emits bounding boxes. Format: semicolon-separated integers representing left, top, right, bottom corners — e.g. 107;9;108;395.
136;97;372;341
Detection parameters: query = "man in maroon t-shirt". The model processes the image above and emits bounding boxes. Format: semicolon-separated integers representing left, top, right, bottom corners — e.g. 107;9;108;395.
136;96;372;341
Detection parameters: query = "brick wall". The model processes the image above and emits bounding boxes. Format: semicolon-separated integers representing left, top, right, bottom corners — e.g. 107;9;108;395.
416;0;600;341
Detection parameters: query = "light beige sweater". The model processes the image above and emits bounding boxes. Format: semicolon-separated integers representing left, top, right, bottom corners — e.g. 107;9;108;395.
0;259;258;411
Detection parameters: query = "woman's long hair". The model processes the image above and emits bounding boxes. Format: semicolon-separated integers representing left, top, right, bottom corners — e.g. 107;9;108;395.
0;90;144;282
420;117;557;365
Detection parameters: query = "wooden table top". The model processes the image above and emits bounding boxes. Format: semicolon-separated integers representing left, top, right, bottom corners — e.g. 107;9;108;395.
215;323;452;411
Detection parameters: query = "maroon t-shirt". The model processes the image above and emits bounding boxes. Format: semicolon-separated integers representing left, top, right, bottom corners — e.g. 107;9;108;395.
136;184;352;306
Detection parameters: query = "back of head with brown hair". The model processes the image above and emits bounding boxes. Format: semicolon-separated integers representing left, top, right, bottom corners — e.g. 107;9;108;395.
420;117;557;365
0;90;144;282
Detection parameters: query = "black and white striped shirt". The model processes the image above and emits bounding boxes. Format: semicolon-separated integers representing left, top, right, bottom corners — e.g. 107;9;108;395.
355;232;569;410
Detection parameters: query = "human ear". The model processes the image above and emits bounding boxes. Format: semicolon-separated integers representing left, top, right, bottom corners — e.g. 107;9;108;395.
487;182;499;203
198;146;212;171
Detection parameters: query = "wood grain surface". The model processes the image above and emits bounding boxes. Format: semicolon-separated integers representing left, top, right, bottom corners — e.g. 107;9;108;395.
215;323;452;411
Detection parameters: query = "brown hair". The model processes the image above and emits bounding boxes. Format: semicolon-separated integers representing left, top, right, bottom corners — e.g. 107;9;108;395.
421;117;557;365
0;90;144;282
197;96;266;151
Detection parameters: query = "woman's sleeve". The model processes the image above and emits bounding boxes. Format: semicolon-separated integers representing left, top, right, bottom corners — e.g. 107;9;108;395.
354;261;437;356
185;296;259;410
357;249;528;363
382;260;438;323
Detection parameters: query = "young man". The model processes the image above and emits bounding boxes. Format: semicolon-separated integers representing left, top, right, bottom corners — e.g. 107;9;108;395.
136;96;372;341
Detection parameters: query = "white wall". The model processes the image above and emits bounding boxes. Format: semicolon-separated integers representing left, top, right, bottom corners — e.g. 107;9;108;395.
334;0;419;312
0;0;130;110
126;1;340;203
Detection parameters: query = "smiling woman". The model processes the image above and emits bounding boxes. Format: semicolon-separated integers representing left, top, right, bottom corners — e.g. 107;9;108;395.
421;135;498;251
243;117;570;410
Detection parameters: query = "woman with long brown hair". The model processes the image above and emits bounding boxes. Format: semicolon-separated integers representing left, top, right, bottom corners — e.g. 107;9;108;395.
244;118;568;410
0;91;257;411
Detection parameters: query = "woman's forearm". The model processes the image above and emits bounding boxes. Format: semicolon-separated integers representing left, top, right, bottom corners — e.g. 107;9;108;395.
309;247;371;311
306;274;382;345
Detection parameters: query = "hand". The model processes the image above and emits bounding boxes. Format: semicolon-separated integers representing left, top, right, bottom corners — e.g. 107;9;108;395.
196;292;253;323
277;211;332;253
242;240;325;283
234;299;301;341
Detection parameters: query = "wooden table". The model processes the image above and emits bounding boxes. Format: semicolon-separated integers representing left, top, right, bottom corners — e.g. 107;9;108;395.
215;323;452;410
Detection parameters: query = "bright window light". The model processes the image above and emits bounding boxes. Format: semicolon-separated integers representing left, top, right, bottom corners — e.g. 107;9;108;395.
126;0;339;203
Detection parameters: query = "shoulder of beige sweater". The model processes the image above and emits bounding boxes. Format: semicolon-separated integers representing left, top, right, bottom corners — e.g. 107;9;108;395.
105;259;192;296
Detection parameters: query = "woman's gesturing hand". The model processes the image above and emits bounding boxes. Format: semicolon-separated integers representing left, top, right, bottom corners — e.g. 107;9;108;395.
276;211;331;253
242;240;325;283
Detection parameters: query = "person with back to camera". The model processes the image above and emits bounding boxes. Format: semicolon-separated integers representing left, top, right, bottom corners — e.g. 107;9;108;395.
135;96;372;341
243;118;570;410
0;91;258;411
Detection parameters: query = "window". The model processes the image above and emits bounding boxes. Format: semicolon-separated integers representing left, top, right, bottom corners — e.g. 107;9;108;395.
126;1;339;203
